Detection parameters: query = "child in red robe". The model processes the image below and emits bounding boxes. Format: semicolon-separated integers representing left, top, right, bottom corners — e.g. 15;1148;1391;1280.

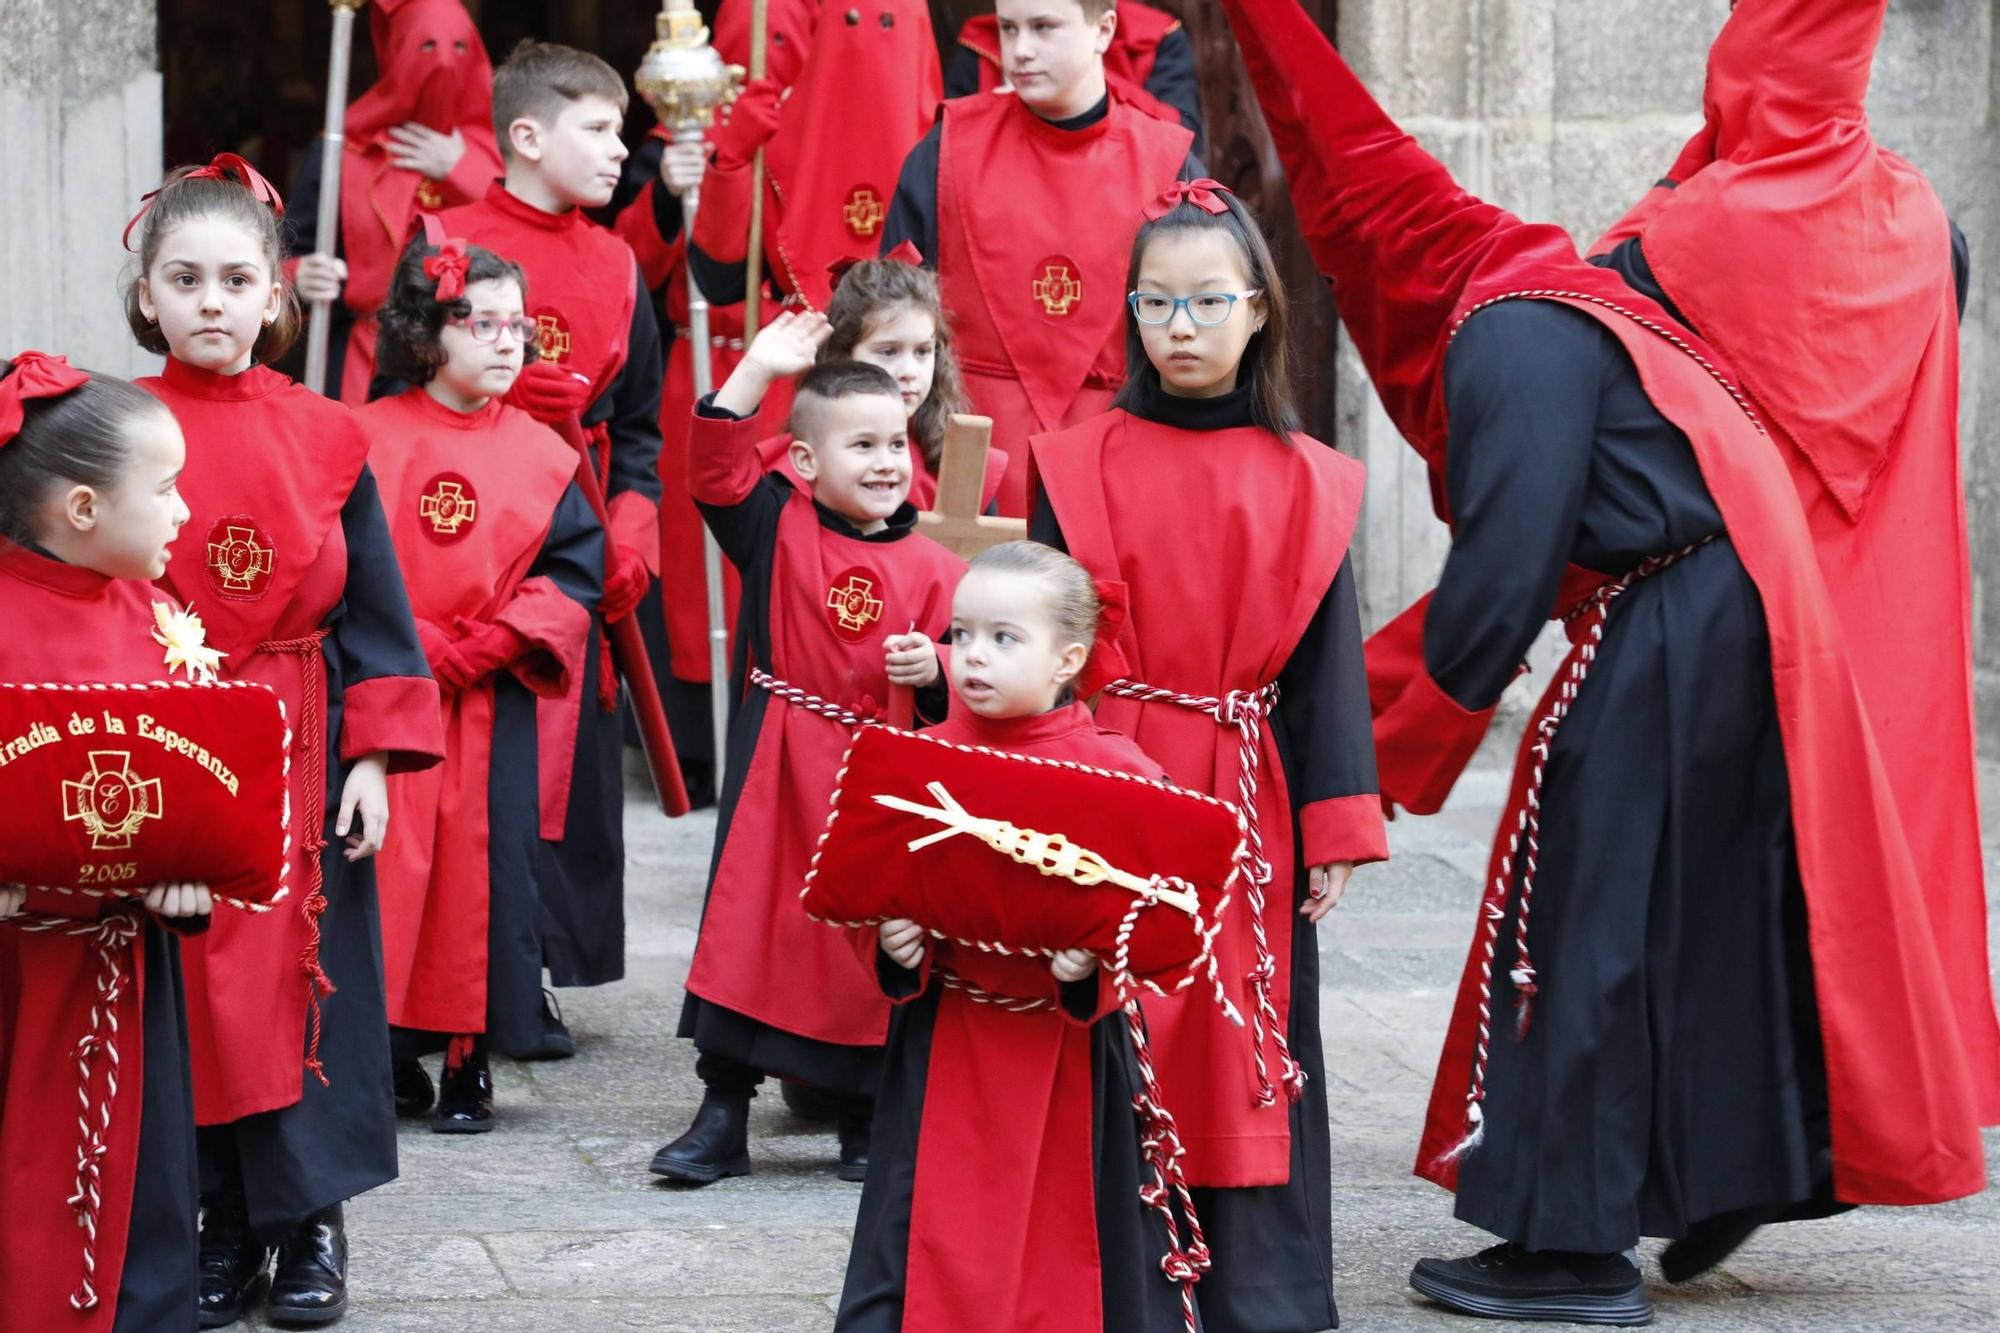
946;0;1202;141
358;235;602;1133
288;0;500;403
427;43;664;1037
124;157;444;1329
0;353;219;1333
884;0;1199;515
1030;180;1386;1333
836;540;1199;1333
650;319;963;1185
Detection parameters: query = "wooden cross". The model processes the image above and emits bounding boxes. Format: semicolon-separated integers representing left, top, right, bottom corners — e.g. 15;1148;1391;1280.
917;414;1027;559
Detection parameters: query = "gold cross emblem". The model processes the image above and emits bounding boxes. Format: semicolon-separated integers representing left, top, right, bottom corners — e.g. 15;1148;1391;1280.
1032;262;1083;317
535;311;572;363
843;187;885;239
419;479;478;535
827;573;885;636
207;523;274;594
415;179;445;210
63;752;164;851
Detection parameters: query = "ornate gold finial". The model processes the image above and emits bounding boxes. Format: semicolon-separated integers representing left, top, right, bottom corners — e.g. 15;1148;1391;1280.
635;0;745;133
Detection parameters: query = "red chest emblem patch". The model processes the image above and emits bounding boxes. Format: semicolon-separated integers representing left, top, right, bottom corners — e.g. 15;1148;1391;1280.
1031;256;1084;320
842;185;886;239
533;307;573;364
417;472;479;544
826;566;886;643
204;515;276;600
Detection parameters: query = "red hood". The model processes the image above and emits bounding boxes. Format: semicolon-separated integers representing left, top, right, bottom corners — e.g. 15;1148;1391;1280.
347;0;495;144
1591;0;1952;522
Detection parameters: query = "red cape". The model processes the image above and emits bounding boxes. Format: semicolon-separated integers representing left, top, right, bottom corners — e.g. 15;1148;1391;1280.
362;393;591;1034
1030;408;1380;1187
144;358;443;1123
1220;0;1988;1204
938;92;1191;515
1588;0;2000;1119
954;3;1186;126
682;410;964;1047
334;0;500;405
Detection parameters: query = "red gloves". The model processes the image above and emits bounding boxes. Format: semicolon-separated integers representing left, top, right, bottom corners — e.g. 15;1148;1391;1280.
428;619;528;694
600;543;651;624
710;78;784;171
506;359;593;426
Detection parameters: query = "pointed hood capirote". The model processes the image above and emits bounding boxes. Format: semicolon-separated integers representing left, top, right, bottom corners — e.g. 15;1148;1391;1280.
1591;0;1950;522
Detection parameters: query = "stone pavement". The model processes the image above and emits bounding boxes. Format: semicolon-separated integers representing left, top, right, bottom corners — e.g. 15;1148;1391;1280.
237;758;2000;1332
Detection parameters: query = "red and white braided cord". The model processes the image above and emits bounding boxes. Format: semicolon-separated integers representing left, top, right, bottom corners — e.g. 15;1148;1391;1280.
1100;679;1303;1107
1441;536;1716;1165
261;631;336;1087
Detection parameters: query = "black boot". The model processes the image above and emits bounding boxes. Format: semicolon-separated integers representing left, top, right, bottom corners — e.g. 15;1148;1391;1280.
392;1057;435;1118
1660;1205;1777;1283
836;1113;871;1184
517;988;576;1061
1410;1243;1653;1325
780;1079;847;1123
266;1203;348;1327
649;1095;751;1184
197;1187;272;1329
433;1039;495;1134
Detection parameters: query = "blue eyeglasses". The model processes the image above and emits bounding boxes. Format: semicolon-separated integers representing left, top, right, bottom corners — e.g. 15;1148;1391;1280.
1127;290;1261;327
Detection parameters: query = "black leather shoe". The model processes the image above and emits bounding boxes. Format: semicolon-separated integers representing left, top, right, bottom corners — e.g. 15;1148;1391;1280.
433;1044;495;1134
1660;1206;1775;1283
392;1058;435;1118
517;989;577;1061
266;1204;348;1326
197;1190;272;1328
1410;1243;1652;1325
649;1096;751;1184
836;1114;870;1183
780;1079;847;1123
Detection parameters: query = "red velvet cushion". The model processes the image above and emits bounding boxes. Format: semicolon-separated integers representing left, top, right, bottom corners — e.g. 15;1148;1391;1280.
0;681;290;907
803;727;1246;982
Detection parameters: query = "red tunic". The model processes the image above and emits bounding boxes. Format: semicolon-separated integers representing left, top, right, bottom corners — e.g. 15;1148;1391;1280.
937;92;1191;515
682;408;964;1048
0;545;194;1330
360;392;591;1034
332;0;499;405
954;3;1186;126
1221;0;1989;1204
1031;408;1383;1187
1588;0;2000;1119
141;357;443;1124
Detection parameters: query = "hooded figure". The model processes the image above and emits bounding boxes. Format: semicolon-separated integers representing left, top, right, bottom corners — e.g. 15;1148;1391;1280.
1218;0;1988;1324
1591;0;1998;1131
288;0;502;403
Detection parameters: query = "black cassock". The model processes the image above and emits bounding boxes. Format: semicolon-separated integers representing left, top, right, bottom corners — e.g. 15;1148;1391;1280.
111;921;200;1333
1427;247;1832;1254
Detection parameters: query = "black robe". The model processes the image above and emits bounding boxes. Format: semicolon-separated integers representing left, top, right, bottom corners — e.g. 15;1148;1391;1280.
1031;378;1376;1333
1418;247;1831;1255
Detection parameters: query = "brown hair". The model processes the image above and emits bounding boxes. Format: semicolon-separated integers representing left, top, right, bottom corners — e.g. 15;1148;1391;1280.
1113;188;1303;439
124;166;302;363
790;359;904;448
0;359;174;547
375;239;538;385
492;40;629;160
965;541;1102;707
820;259;964;470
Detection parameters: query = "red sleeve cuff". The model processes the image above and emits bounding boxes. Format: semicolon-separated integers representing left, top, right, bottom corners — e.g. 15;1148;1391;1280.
1372;665;1494;816
339;674;445;773
688;410;773;506
691;161;756;263
496;577;592;699
615;184;685;292
608;490;662;577
440;152;492;208
1299;793;1390;868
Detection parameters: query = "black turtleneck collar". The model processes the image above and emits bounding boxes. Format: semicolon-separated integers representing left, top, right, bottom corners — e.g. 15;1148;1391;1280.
1049;93;1111;132
1125;371;1258;432
814;498;920;542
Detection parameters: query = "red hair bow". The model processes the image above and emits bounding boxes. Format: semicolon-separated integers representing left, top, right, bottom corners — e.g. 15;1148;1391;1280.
1142;178;1233;222
420;214;470;300
826;240;926;289
0;351;90;448
1074;578;1133;699
123;152;287;252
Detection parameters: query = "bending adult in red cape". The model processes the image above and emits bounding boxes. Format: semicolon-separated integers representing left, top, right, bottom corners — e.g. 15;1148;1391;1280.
1220;0;1985;1308
946;1;1202;141
0;540;252;1333
1588;0;1999;1125
835;703;1206;1333
286;0;500;404
360;389;599;1064
142;356;445;1248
